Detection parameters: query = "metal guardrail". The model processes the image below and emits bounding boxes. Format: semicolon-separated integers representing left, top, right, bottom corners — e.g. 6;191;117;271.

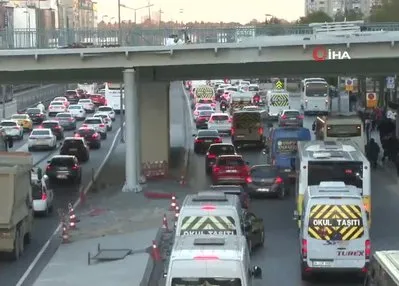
1;23;399;49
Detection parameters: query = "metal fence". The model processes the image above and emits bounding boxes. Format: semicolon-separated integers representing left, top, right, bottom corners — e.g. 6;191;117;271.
1;22;399;49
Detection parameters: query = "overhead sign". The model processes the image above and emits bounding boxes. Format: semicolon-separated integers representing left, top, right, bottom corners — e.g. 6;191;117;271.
386;76;395;89
312;46;351;61
345;79;353;92
366;92;377;108
275;80;284;89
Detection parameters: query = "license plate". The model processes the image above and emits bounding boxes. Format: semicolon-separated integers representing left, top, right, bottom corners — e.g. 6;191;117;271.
205;140;212;143
284;169;291;172
226;170;237;173
312;261;332;267
69;148;77;152
38;141;46;145
289;118;296;120
257;188;269;192
57;174;67;179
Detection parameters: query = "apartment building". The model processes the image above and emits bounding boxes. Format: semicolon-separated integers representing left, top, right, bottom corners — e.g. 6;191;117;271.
305;0;376;18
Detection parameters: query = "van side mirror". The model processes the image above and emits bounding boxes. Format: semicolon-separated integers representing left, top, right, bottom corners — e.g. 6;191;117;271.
252;266;262;278
192;134;196;137
293;210;301;221
262;148;268;155
7;137;13;148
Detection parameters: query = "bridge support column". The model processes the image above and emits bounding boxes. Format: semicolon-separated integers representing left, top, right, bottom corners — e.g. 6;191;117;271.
122;69;141;192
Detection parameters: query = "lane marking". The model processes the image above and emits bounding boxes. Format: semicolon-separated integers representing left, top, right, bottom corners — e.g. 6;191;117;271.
16;126;122;286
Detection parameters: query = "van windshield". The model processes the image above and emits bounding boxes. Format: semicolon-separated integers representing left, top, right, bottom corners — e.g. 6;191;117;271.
172;278;241;285
307;204;364;240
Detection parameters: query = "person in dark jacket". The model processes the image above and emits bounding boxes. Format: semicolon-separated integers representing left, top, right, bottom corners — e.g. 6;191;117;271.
365;138;380;168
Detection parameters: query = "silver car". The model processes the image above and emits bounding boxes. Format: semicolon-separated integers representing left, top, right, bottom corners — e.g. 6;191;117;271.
55;112;77;130
277;109;304;127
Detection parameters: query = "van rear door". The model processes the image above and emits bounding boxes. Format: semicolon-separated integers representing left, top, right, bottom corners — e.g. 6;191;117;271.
305;198;367;269
233;113;262;141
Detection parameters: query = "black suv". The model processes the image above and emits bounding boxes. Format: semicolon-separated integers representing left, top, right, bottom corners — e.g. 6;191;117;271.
45;155;82;184
26;108;46;124
205;143;237;174
41;120;64;140
60;137;90;162
75;127;101;149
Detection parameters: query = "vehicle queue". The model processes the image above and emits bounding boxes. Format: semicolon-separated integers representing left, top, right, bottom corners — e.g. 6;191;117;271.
0;85;117;217
163;79;394;285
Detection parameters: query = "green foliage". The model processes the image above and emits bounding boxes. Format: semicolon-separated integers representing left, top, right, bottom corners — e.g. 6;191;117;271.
334;9;364;21
369;0;399;22
299;11;333;24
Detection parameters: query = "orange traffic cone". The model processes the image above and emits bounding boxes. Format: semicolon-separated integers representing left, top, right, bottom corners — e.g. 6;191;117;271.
179;175;186;185
169;194;177;211
174;205;180;221
162;214;169;230
68;203;79;229
152;240;161;261
61;221;70;243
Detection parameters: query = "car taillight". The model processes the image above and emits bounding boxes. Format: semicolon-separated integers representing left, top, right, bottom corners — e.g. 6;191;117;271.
228;118;232;123
208;118;214;123
92;133;99;138
231;127;235;135
55;126;61;129
302;239;307;258
74;133;81;137
194;111;199;115
49;106;53;109
207;153;217;159
82;124;88;127
71;165;79;170
275;177;283;184
297;115;304;119
46;165;51;171
99;124;105;127
68;118;73;122
365;240;371;259
214;138;222;143
258;127;263;135
281;114;287;119
41;192;47;200
213;166;220;173
195;139;204;143
246;176;252;183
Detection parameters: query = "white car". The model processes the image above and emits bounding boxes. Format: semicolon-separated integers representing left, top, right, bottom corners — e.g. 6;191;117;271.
82;117;107;139
68;104;86;120
28;128;57;151
0;120;24;140
97;106;116;121
93;113;112;131
193;104;214;121
48;101;68;116
53;96;69;107
78;99;96;113
31;172;53;215
207;113;232;135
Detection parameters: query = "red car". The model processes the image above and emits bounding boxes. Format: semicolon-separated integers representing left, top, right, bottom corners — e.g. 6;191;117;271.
212;155;250;185
88;94;107;106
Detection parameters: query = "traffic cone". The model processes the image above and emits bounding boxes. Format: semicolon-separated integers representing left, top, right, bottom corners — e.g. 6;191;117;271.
61;221;70;244
152;240;161;261
169;194;177;211
174;205;180;221
179;175;186;185
68;203;79;229
162;214;169;231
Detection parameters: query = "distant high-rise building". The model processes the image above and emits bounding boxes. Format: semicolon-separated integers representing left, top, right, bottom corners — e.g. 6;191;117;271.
305;0;376;18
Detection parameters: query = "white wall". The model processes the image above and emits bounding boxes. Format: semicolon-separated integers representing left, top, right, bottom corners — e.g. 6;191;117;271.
13;8;37;48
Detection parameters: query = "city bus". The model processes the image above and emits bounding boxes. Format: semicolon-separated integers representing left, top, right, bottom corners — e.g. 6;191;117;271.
365;251;399;286
295;140;371;227
300;78;329;115
313;115;365;153
104;82;124;113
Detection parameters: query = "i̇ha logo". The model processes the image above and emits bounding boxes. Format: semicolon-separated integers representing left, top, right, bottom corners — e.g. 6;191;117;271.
312;46;351;61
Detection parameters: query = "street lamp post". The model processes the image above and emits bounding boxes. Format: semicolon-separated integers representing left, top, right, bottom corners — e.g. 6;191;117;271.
117;0;121;45
120;4;154;24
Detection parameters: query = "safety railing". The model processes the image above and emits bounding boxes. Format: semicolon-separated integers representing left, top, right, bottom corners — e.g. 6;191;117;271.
1;22;399;49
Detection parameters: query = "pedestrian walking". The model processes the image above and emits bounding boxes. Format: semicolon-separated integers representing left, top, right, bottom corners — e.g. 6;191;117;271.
365;138;380;169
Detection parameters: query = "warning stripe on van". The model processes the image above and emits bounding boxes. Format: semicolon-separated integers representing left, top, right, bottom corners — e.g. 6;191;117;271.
195;85;214;99
180;216;236;235
270;93;289;106
308;205;364;241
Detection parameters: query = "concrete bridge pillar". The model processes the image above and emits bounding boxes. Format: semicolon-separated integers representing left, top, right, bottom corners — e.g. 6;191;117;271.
123;69;141;192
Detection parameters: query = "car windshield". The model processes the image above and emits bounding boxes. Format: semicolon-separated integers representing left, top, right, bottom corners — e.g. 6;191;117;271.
94;114;107;118
27;108;41;114
248;86;259;91
51;102;63;106
98;107;112;111
250;166;278;177
171;278;242;286
198;99;213;104
1;121;17;127
218;157;244;166
209;145;235;155
54;98;66;101
12;115;26;119
31;184;43;200
42;122;59;128
284;111;300;117
197;105;212;111
63;140;83;148
211;115;229;121
79;100;91;103
85;119;101;124
50;157;75;167
65;91;76;95
199;111;213;116
31;130;50;136
56;114;72;118
198;130;218;137
69;105;82;109
78;128;96;135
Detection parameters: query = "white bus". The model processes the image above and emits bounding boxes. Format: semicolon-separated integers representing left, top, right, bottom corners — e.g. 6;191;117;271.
300;78;329;115
104;82;124;113
314;115;365;153
365;251;399;286
295;140;371;227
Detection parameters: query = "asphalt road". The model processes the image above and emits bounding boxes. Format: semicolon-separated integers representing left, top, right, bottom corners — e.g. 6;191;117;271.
0;111;123;286
189;95;398;285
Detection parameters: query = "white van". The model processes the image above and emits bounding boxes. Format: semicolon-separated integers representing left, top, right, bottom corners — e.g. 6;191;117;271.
165;236;262;286
294;181;370;281
176;191;244;237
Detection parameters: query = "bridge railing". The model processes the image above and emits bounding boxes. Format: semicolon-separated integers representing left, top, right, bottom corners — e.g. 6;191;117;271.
1;22;399;49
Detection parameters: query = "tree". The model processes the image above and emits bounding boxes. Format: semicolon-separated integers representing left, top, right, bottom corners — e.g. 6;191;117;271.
298;11;333;24
369;0;399;22
334;9;364;21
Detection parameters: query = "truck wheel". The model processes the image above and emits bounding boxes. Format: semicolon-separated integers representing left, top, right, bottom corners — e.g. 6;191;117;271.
11;228;21;260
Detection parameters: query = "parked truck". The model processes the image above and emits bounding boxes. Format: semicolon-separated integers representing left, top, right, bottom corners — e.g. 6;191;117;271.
0;151;33;260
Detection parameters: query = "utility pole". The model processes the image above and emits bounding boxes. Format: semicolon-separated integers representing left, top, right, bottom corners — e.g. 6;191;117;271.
117;0;121;45
147;0;151;22
120;82;125;143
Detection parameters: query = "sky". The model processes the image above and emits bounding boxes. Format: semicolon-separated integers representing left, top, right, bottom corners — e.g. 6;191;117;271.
96;0;305;24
